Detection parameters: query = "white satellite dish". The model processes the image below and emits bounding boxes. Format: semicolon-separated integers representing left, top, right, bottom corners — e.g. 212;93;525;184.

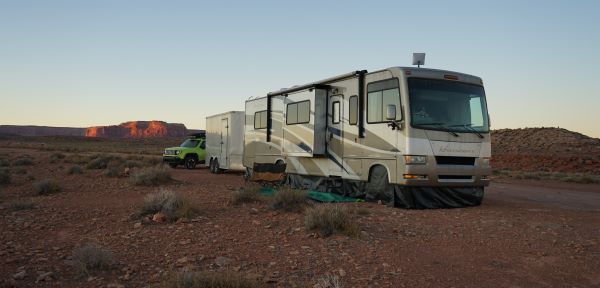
412;53;426;68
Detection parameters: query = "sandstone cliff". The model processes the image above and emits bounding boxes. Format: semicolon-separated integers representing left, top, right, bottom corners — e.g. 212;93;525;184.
85;121;188;138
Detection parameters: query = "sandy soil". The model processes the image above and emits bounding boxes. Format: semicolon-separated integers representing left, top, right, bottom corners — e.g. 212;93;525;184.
1;148;599;287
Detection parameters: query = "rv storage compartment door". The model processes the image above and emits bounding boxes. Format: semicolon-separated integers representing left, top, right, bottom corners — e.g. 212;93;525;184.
283;88;327;157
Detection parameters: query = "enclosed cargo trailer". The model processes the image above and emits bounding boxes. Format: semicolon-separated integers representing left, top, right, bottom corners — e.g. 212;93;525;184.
205;111;245;173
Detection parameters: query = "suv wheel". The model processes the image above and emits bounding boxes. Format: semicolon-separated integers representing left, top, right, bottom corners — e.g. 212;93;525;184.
184;156;197;170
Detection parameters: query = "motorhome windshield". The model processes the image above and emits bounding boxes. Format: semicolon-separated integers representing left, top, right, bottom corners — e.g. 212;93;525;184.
408;78;489;133
180;139;199;148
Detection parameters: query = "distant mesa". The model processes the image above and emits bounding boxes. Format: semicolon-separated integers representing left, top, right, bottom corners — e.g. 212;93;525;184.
85;121;188;138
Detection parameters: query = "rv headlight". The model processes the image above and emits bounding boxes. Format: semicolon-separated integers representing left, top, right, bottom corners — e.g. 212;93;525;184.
481;157;490;166
404;155;427;164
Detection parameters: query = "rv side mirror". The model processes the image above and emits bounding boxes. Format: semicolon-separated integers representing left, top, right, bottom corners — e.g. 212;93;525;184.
386;104;396;120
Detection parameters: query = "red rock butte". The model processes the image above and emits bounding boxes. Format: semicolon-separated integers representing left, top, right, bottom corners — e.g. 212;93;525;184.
85;121;188;138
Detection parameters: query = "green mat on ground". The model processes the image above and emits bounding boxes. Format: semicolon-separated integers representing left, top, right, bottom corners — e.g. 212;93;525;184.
259;187;362;203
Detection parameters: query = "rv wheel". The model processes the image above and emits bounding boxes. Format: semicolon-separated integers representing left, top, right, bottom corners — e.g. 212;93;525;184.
184;156;197;170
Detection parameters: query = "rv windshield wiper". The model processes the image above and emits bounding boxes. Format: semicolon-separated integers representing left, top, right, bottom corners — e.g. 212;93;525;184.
416;122;459;137
448;124;484;138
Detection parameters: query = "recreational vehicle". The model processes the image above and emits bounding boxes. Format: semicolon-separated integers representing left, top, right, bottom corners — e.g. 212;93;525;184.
243;67;491;208
205;111;245;173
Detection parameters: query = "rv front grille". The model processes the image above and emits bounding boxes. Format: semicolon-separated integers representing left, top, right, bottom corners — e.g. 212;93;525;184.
435;156;475;166
438;175;473;180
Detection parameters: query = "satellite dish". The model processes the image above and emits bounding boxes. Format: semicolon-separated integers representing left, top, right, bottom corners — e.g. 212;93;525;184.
412;53;426;68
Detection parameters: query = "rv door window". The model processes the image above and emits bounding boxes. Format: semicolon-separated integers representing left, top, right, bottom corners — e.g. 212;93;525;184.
349;96;358;125
332;101;340;124
254;110;267;129
367;78;401;123
286;100;310;125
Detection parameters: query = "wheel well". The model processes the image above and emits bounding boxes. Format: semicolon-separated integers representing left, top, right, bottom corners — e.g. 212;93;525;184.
367;164;390;183
275;159;285;165
185;153;198;160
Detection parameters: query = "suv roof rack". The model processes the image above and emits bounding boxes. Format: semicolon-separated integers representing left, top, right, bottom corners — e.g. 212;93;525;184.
188;131;206;138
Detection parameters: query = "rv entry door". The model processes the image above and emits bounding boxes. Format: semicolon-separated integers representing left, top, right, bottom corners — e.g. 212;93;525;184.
220;118;229;168
328;95;344;175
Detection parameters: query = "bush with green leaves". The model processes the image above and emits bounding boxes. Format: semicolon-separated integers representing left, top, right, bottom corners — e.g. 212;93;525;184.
33;179;61;195
130;165;172;186
304;204;359;237
271;188;308;212
70;243;114;276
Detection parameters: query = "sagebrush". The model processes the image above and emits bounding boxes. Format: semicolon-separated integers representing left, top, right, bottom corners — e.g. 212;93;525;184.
141;190;194;220
33;179;61;195
70;243;114;276
160;271;263;288
231;184;263;205
130;165;172;186
304;205;359;237
271;188;308;212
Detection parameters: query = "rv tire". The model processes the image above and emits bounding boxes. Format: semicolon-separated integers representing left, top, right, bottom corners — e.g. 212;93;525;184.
365;165;389;201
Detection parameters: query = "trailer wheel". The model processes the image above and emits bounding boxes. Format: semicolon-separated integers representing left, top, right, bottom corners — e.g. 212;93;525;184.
184;156;197;170
212;159;221;174
365;165;389;202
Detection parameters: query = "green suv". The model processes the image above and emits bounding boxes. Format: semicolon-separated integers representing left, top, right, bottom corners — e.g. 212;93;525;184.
163;134;206;169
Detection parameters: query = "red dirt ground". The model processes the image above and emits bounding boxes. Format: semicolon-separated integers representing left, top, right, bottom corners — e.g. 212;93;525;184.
1;148;599;287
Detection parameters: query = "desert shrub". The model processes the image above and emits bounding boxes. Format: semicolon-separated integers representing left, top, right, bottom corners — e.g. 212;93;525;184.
64;154;88;164
71;243;114;276
9;199;35;211
12;167;28;174
125;155;145;161
562;173;600;184
141;190;194;220
231;184;263;205
130;165;172;186
304;205;359;237
314;275;343;288
33;179;61;195
103;160;123;177
144;156;162;166
67;165;83;175
271;188;308;212
0;168;10;185
86;155;123;169
124;160;144;169
0;158;9;167
13;157;33;166
49;152;66;163
160;271;263;288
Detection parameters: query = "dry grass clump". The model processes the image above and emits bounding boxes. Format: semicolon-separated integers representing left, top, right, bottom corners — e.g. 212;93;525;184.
304;205;359;237
0;158;9;167
67;165;83;175
0;168;10;185
124;160;144;169
130;165;172;186
64;154;88;164
271;188;308;212
159;271;263;288
103;160;123;177
314;275;343;288
141;190;194;221
33;179;61;195
70;243;114;276
9;199;35;211
49;152;66;163
13;157;33;166
86;154;123;169
231;184;263;205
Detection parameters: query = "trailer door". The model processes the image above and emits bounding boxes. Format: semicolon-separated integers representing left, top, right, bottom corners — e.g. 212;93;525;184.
221;118;229;168
328;95;344;175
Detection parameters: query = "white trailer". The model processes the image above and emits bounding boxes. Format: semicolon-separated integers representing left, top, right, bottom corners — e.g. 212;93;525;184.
205;111;245;173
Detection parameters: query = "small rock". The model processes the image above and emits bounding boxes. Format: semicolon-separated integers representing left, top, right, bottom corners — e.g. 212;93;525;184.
36;271;53;282
12;270;26;280
215;256;232;267
339;268;346;277
152;212;166;223
176;256;189;265
252;220;261;225
133;222;143;229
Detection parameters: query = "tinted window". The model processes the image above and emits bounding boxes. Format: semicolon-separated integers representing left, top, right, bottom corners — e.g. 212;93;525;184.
367;78;401;123
286;100;310;125
332;101;340;124
349;96;358;125
254;110;267;129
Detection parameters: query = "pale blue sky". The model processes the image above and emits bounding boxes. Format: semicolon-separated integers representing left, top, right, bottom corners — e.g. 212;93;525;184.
1;0;599;137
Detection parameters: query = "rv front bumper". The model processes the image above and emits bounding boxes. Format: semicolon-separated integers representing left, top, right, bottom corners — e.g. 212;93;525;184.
399;156;491;187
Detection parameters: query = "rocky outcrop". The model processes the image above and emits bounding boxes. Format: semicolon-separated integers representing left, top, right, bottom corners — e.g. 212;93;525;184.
85;121;188;138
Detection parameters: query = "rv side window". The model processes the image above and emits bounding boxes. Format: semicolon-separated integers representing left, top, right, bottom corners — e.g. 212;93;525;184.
286;100;310;125
332;101;340;124
349;96;358;125
254;110;267;129
367;78;401;123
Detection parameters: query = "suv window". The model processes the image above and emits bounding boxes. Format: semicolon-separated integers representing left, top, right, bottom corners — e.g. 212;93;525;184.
199;140;206;149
